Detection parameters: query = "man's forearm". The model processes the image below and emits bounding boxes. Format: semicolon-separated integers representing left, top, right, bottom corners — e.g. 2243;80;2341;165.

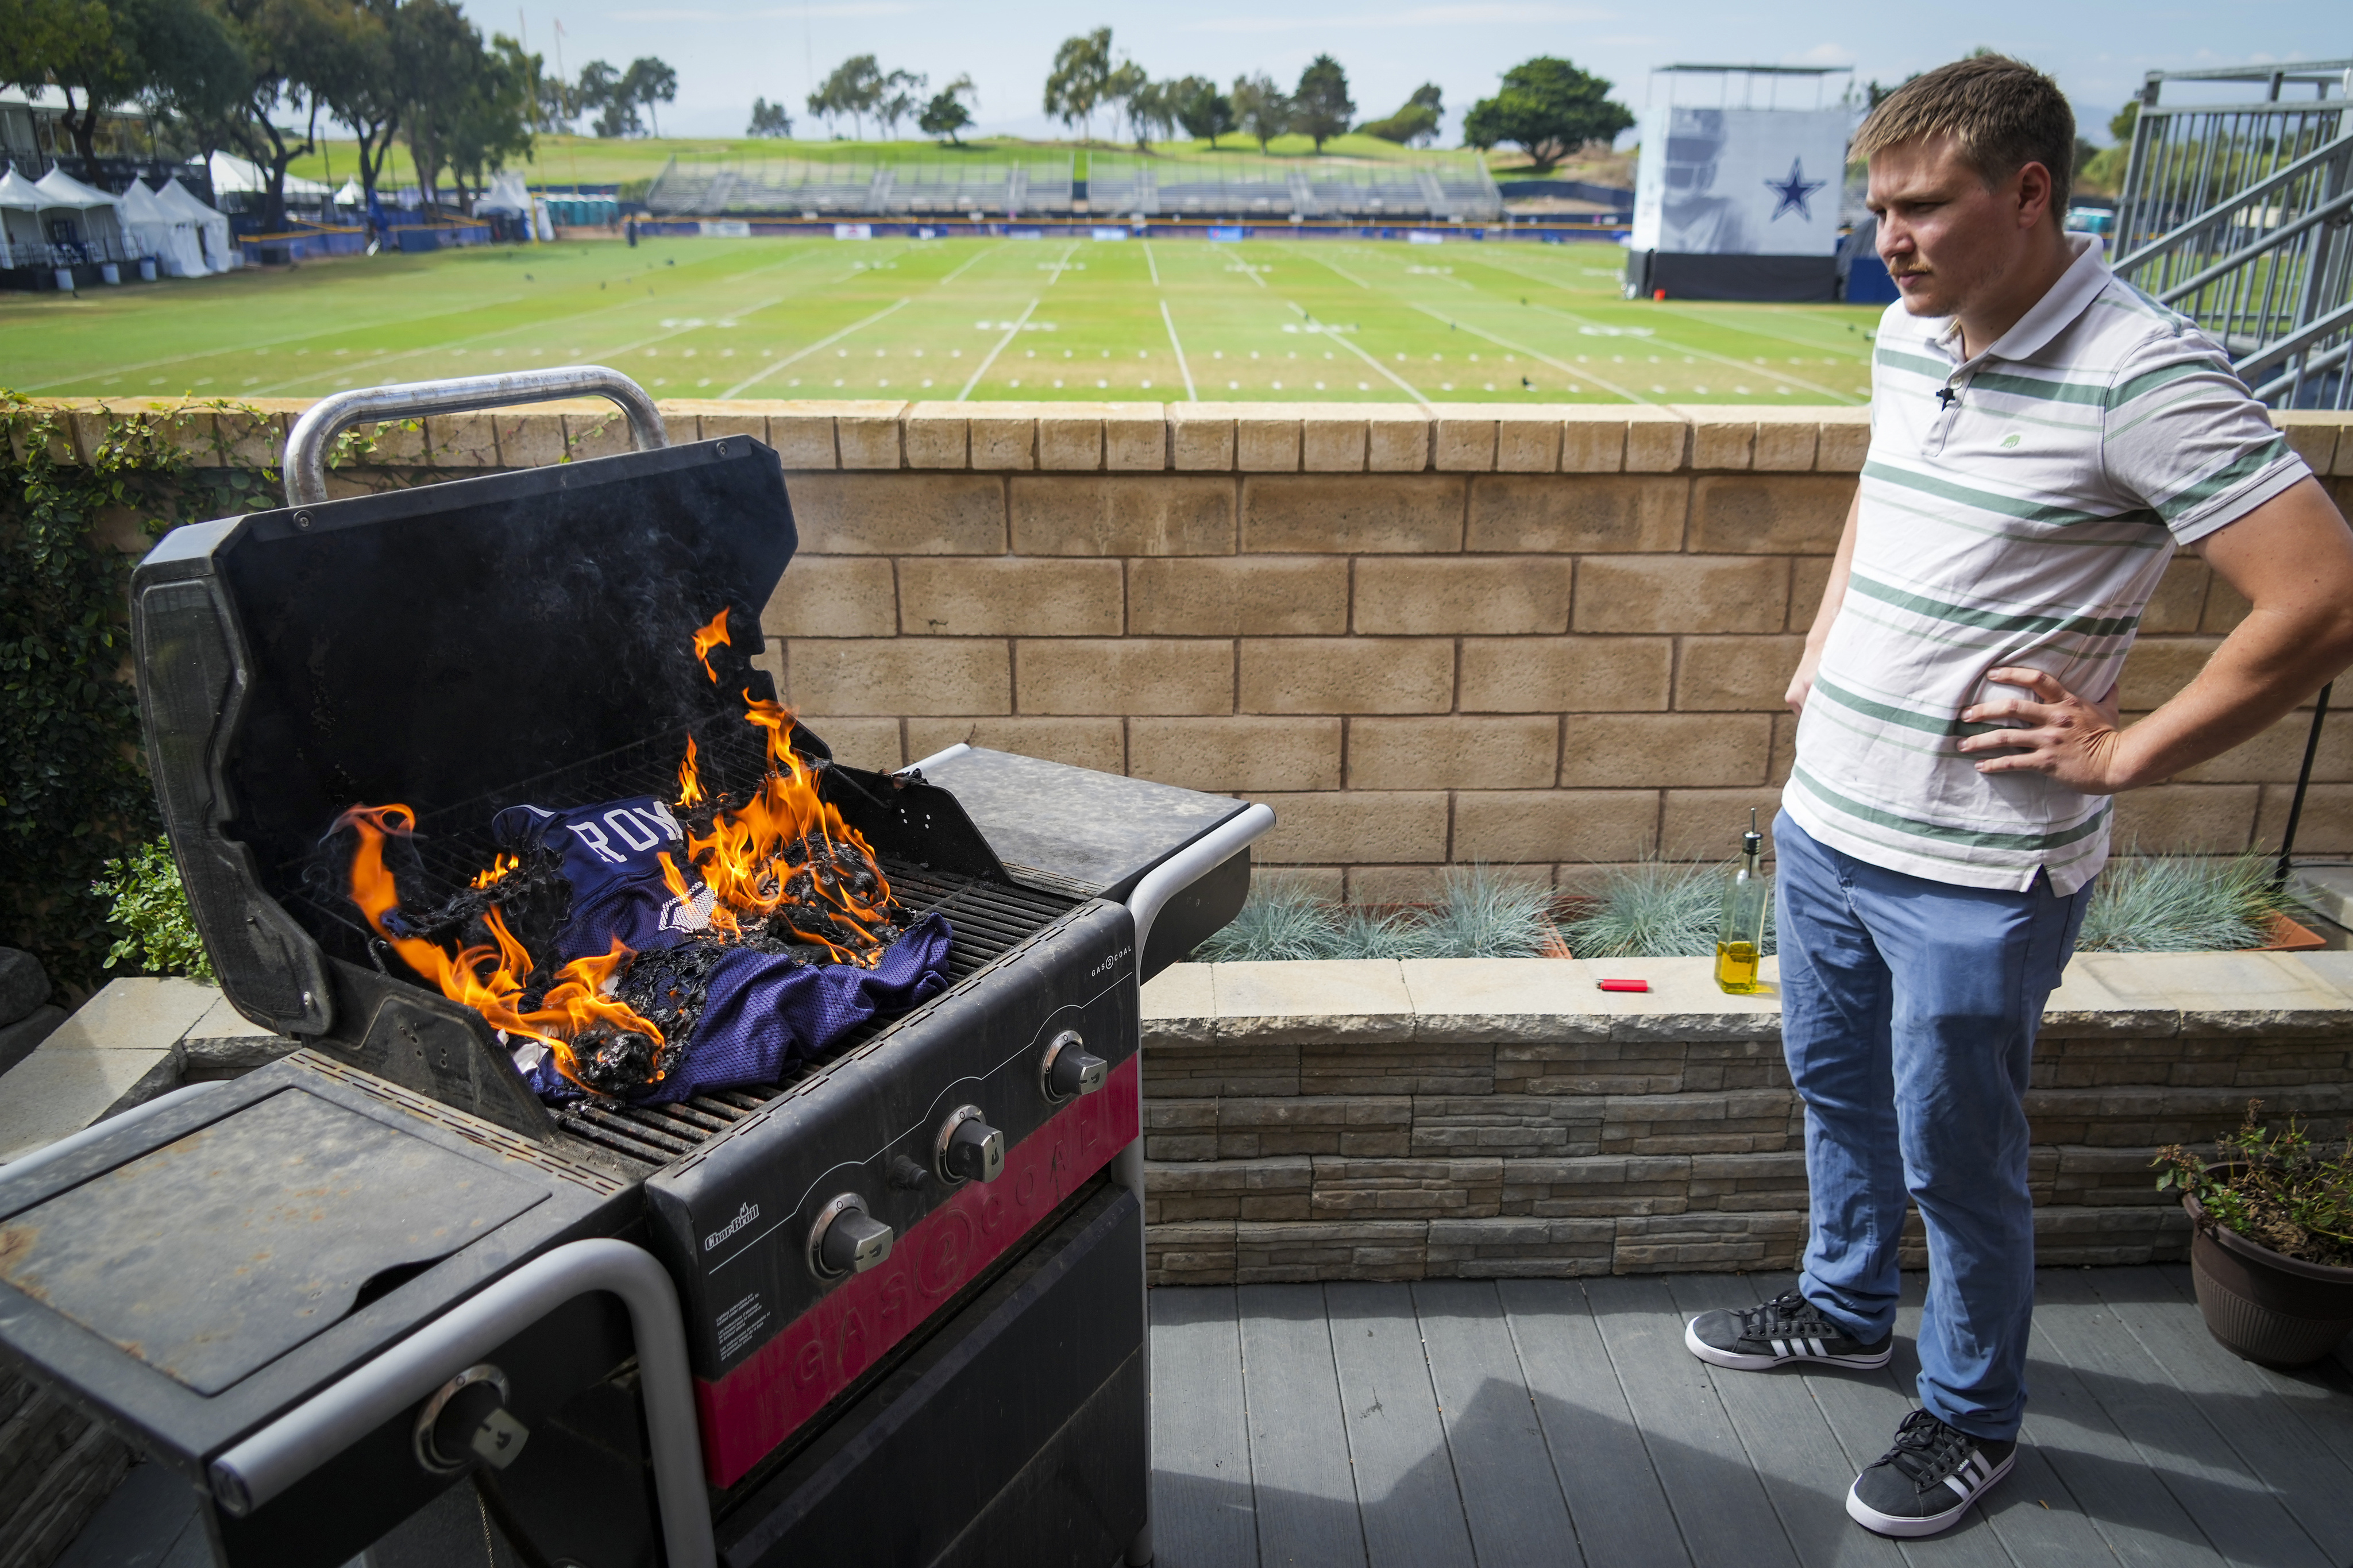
1806;489;1863;652
2112;600;2353;789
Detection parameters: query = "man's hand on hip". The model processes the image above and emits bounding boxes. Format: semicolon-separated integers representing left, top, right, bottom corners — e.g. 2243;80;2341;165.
1958;670;2129;793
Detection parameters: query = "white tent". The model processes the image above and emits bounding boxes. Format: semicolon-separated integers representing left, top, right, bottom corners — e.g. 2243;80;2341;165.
0;169;49;267
473;169;532;215
119;179;206;277
334;177;364;207
13;167;128;265
206;151;331;200
155;176;235;272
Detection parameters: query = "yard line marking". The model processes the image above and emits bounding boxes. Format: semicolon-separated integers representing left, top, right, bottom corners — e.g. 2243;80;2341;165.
1464;251;1866;403
1212;244;1268;288
958;298;1038;399
1290;300;1429;405
1522;300;1862;404
1143;240;1160;287
939;245;992;284
1042;242;1079;285
14;295;536;392
1160;299;1196;401
1282;242;1368;288
1403;303;1649;404
720;298;912;397
240;246;838;397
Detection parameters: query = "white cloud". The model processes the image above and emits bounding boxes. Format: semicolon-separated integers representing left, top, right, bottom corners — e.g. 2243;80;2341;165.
1789;42;1856;67
1187;3;1611;31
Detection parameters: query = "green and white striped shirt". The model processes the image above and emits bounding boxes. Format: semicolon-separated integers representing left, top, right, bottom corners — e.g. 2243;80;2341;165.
1785;235;2308;893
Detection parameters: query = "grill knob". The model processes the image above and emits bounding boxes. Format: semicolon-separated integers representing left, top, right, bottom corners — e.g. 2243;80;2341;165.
935;1105;1005;1183
1041;1030;1107;1103
809;1194;894;1279
413;1364;530;1475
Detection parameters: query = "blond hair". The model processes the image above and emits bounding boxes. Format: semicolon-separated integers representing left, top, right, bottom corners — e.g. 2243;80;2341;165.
1852;55;2077;213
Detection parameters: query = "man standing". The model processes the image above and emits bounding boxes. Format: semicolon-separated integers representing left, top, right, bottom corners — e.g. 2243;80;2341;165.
1679;55;2353;1538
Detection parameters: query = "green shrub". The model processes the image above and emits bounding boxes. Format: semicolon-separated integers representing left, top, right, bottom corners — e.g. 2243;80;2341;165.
92;837;214;984
1;393;248;992
2077;851;2285;953
1560;859;1775;960
2155;1099;2353;1267
1194;867;1561;962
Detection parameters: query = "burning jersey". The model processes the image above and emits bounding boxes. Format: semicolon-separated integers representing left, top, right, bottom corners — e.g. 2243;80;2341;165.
493;796;716;962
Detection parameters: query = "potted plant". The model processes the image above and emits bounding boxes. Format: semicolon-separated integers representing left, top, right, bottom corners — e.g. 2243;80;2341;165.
2154;1101;2353;1368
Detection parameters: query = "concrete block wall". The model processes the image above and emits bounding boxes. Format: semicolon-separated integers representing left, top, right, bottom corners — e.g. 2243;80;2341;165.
1136;949;2353;1284
26;397;2353;895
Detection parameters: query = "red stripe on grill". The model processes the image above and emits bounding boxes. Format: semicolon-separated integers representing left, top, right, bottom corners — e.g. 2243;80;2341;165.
692;1053;1141;1486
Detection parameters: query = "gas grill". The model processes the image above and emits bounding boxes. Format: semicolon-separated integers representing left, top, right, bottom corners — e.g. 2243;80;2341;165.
0;368;1272;1567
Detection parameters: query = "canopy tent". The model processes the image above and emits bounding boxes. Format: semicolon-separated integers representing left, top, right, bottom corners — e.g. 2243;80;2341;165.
473;169;532;215
155;176;235;272
207;151;331;200
334;177;364;206
0;169;48;267
119;179;206;277
22;167;129;264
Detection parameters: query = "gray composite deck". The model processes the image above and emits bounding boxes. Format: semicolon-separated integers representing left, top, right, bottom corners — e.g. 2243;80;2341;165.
1149;1266;2353;1568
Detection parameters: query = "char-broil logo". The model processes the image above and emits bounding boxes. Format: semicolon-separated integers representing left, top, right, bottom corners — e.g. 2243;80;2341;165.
705;1200;760;1252
1090;944;1133;979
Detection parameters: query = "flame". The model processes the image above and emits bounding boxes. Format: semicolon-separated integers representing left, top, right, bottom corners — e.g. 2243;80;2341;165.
470;852;520;889
337;805;664;1095
682;694;898;966
675;736;705;808
692;607;731;683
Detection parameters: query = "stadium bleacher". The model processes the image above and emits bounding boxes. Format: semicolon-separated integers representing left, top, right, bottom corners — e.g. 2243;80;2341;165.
645;152;1500;222
646;156;1076;217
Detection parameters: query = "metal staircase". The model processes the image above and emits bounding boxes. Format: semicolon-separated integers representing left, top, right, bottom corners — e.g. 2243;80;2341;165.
2112;60;2353;409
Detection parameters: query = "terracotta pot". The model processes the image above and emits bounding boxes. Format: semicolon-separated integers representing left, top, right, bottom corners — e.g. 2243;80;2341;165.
2184;1172;2353;1368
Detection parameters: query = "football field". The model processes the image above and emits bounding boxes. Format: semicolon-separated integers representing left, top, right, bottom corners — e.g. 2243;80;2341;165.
0;233;1883;404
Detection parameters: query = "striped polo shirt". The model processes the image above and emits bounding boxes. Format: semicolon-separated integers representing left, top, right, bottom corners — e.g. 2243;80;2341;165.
1784;234;2309;894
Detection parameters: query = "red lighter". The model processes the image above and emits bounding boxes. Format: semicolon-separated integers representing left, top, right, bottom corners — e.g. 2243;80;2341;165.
1597;978;1650;993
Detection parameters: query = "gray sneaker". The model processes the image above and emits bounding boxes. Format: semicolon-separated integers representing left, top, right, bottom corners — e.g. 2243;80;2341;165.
1683;1288;1893;1370
1846;1408;2016;1537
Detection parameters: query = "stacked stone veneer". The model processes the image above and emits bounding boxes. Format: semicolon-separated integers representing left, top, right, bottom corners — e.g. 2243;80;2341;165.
1136;951;2353;1284
28;397;2353;894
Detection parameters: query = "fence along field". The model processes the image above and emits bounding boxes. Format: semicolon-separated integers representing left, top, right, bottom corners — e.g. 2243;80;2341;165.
1;234;1882;404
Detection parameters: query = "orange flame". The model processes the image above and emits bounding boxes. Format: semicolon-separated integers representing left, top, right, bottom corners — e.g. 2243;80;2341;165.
470;852;520;889
675;736;705;808
681;694;898;966
692;607;731;683
338;805;665;1095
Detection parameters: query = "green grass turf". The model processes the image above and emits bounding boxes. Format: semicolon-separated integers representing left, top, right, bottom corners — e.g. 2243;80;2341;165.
0;234;1884;404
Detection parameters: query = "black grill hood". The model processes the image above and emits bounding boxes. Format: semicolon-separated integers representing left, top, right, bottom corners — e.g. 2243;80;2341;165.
130;438;1005;1137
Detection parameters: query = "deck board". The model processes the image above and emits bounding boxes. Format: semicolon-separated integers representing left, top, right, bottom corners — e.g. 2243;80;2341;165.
1147;1270;2350;1568
1150;1285;1259;1568
1413;1280;1584;1568
1237;1285;1369;1568
1326;1282;1479;1568
1498;1278;1695;1568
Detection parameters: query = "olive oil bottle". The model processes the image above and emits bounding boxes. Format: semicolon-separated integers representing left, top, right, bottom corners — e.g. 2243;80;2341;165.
1715;809;1769;994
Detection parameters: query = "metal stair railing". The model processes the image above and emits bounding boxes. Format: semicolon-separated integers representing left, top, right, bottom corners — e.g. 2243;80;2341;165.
2112;60;2353;409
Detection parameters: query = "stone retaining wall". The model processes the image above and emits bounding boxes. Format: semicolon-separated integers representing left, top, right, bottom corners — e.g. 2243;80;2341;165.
1136;950;2353;1284
22;397;2353;894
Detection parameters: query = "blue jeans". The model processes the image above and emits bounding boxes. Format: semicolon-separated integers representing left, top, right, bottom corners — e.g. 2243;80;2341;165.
1774;813;2091;1440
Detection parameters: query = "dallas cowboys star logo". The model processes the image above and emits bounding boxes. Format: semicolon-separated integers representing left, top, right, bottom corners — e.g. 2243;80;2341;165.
1764;159;1827;221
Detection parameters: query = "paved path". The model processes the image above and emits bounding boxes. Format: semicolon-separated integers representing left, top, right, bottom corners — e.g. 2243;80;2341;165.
1150;1266;2353;1568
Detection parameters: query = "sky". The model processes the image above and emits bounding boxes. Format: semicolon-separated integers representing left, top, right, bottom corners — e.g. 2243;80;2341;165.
509;1;2350;146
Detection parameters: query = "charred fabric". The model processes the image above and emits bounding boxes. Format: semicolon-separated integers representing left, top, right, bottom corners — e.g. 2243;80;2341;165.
327;607;951;1104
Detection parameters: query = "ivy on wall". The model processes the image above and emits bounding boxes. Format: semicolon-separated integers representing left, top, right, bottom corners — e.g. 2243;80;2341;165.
0;395;273;999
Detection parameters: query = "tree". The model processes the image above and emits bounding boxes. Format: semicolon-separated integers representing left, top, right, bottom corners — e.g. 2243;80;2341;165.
1043;27;1110;142
577;58;630;136
808;53;881;138
1104;57;1144;146
0;0;240;167
875;67;924;137
307;0;404;222
197;0;349;231
918;74;974;144
1460;56;1630;174
1230;72;1287;153
747;95;791;136
1127;77;1176;149
445;32;535;202
399;0;485;207
621;56;676;138
1171;75;1233;148
1360;83;1440;146
1290;54;1351;151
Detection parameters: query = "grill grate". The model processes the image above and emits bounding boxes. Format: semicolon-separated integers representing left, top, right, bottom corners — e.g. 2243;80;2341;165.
266;717;1081;1172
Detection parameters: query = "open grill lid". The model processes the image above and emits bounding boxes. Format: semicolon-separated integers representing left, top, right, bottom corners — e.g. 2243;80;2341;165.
132;431;1001;1046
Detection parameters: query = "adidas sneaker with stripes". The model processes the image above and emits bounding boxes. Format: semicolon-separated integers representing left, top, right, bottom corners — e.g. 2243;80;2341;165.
1681;1289;1894;1371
